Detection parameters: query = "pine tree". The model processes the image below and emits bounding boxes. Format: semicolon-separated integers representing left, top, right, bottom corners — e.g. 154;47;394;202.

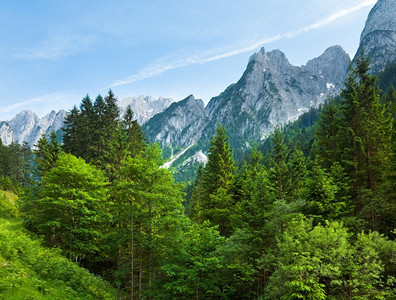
62;105;81;156
269;125;289;201
313;96;341;170
338;55;392;229
92;94;107;164
196;125;236;236
79;94;95;159
187;163;205;220
34;132;61;179
287;146;307;200
122;105;146;158
303;162;343;223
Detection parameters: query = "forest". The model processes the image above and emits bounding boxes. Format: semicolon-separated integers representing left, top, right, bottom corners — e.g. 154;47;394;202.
0;56;395;299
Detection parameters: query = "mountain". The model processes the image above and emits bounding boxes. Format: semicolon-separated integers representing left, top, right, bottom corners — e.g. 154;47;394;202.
0;110;67;147
144;0;396;173
355;0;396;73
203;46;350;144
143;95;208;148
0;95;173;147
143;46;350;154
119;95;173;124
0;122;13;145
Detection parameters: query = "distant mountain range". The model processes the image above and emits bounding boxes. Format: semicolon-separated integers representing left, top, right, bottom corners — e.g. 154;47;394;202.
119;96;173;124
0;110;67;147
1;0;395;167
0;96;173;147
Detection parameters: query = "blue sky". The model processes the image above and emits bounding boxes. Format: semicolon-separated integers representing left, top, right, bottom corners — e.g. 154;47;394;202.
0;0;377;120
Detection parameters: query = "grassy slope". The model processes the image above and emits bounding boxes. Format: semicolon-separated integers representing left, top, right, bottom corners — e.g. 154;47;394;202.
0;191;116;300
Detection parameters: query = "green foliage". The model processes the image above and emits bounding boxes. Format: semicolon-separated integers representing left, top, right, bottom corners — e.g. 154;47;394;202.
160;221;225;299
28;153;109;261
111;143;185;298
313;96;341;169
34;131;61;179
191;125;236;236
303;162;344;223
269;125;290;201
2;79;394;299
378;61;396;93
0;217;115;299
0;140;33;189
0;190;19;218
339;55;392;196
266;216;394;299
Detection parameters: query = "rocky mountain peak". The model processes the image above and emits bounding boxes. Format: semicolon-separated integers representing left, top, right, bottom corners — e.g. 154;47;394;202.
304;45;350;89
198;45;350;148
119;95;173;124
247;48;291;73
248;47;267;64
1;110;66;147
360;0;396;42
142;94;208;147
355;0;396;73
266;49;292;72
183;95;205;110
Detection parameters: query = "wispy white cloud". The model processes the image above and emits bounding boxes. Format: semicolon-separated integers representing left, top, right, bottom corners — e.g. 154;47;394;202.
14;33;96;60
0;92;78;120
110;0;376;88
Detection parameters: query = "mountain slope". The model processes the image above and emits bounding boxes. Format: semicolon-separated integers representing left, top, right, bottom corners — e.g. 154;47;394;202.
0;191;116;299
143;95;208;148
143;46;350;154
0;110;66;147
355;0;396;73
203;46;350;145
119;95;173;124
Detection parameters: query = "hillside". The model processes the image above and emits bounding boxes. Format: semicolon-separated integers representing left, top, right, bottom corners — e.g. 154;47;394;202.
0;191;116;300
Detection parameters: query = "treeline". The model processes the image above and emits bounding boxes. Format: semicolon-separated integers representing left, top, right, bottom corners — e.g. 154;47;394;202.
0;140;32;191
0;56;395;299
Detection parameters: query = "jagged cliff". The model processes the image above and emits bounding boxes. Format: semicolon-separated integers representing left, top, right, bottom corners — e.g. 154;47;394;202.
355;0;396;73
0;110;66;147
202;46;350;144
143;46;350;150
119;95;173;124
143;95;208;147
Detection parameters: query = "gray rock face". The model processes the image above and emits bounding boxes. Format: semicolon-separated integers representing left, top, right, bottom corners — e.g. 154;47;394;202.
119;95;173;124
203;46;350;143
0;110;66;147
355;0;396;73
142;95;208;147
142;46;350;153
0;122;13;145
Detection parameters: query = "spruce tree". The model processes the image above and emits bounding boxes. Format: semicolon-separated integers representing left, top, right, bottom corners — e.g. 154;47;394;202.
196;125;236;236
269;125;289;201
338;55;392;229
92;94;107;164
122;105;146;158
113;143;184;298
62;105;81;156
79;94;95;159
34;132;61;179
313;96;341;170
